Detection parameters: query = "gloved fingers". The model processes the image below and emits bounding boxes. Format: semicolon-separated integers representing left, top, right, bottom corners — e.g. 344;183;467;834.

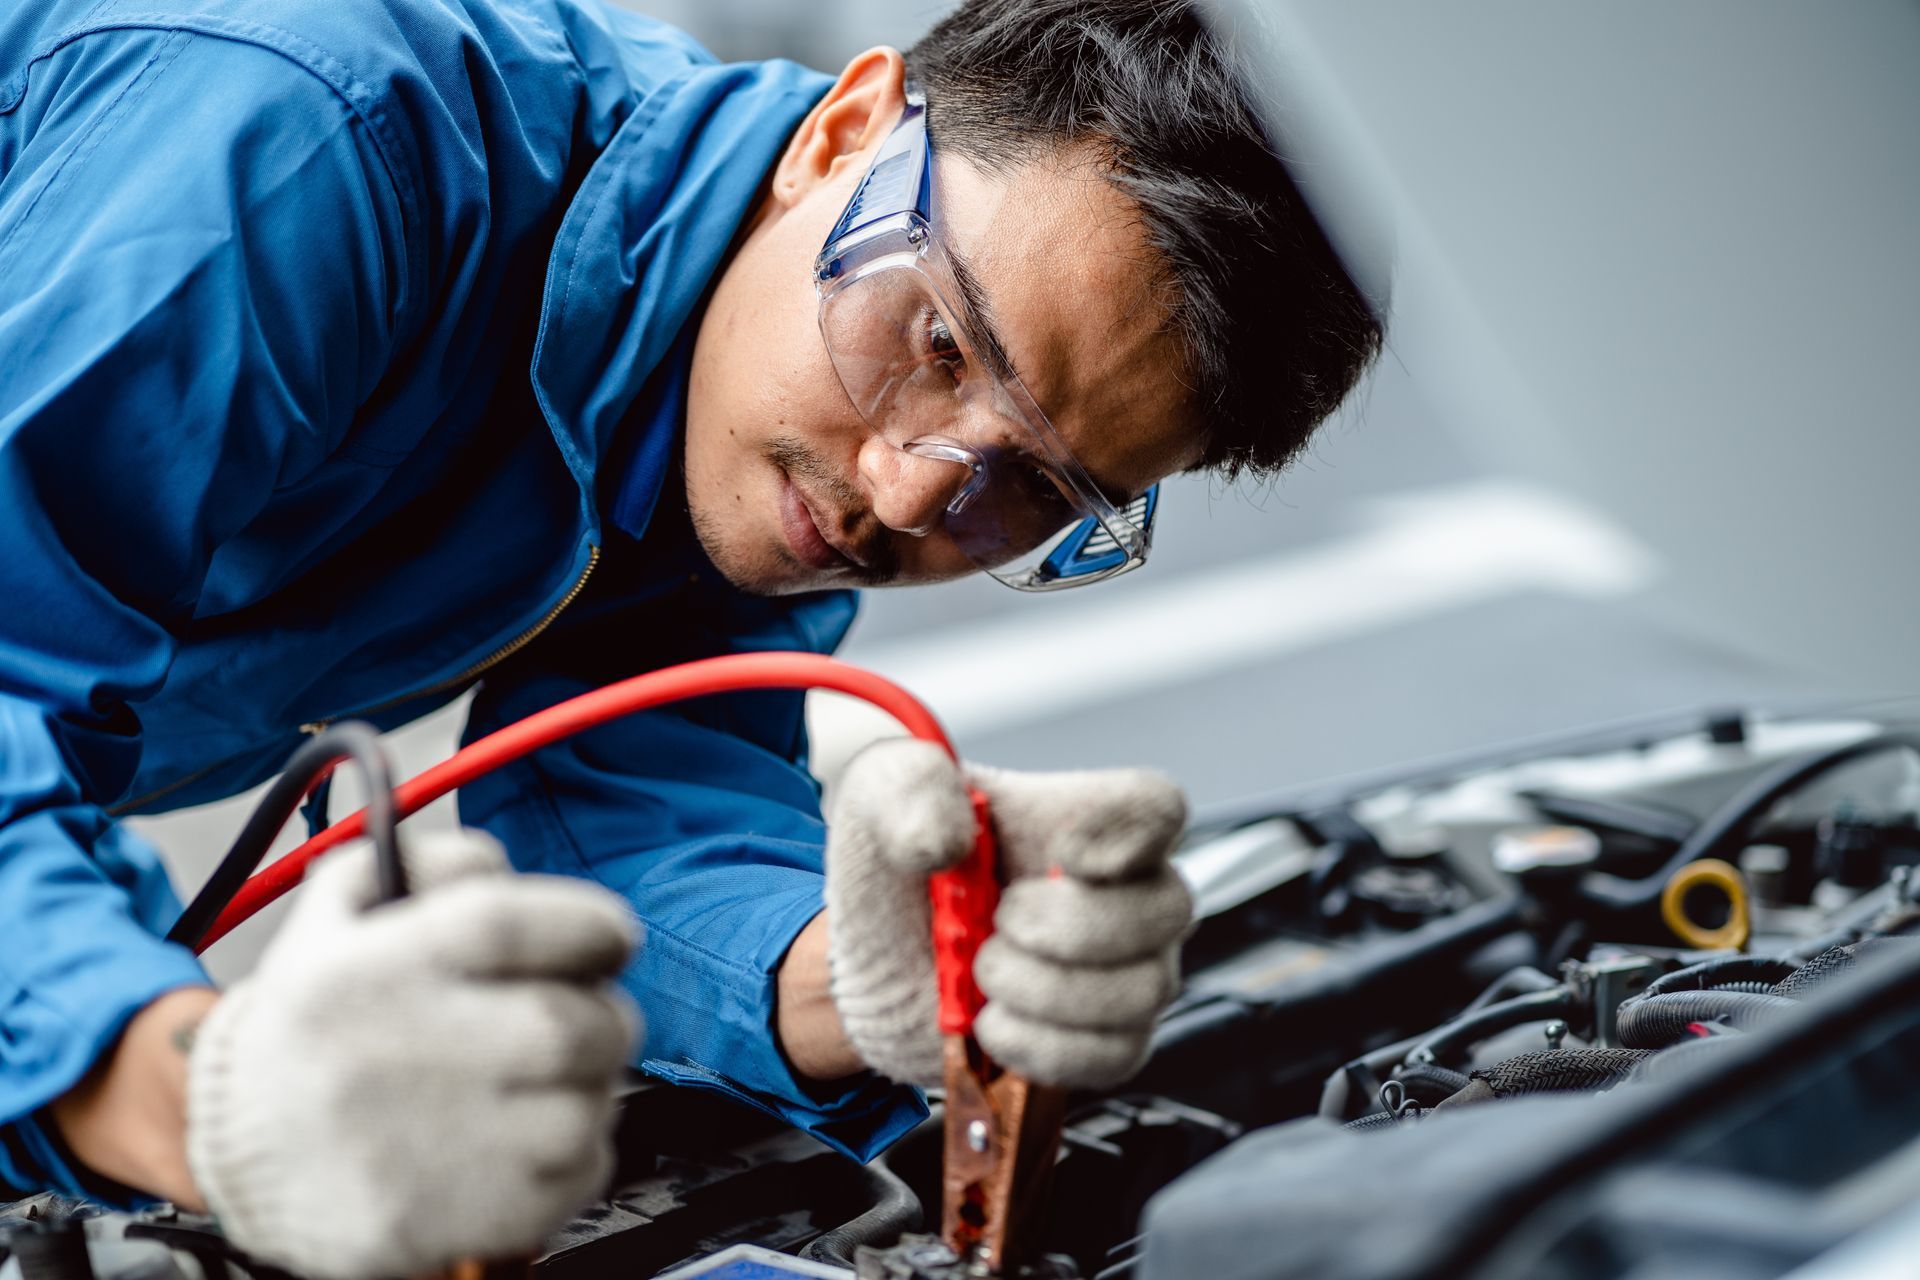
496;1088;622;1177
383;1135;611;1269
992;870;1193;966
530;1132;618;1233
822;743;959;1075
462;983;639;1085
974;939;1178;1030
974;1004;1152;1090
396;874;638;981
829;739;975;876
292;828;511;922
966;764;1186;883
393;827;516;891
536;1128;617;1213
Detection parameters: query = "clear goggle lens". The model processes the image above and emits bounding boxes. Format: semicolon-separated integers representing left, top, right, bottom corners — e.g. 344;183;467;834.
818;259;1150;588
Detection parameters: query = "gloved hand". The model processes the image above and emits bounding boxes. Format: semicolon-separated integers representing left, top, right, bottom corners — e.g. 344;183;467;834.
823;740;1192;1088
185;830;639;1280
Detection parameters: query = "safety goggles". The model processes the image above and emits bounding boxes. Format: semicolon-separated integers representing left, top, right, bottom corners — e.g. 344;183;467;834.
813;88;1159;591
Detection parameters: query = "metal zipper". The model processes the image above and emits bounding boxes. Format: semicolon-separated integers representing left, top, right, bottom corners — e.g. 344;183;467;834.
111;546;600;814
108;754;239;817
300;543;601;734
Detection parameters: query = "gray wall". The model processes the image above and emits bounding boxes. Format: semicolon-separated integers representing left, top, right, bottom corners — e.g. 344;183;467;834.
1212;0;1920;692
614;0;955;70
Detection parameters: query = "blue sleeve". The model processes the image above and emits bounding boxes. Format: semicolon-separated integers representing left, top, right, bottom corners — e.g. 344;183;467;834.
458;570;928;1162
0;27;406;1197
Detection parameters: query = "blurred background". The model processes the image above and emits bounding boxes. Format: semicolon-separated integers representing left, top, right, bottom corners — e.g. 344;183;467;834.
146;0;1892;980
635;0;1842;798
630;0;942;68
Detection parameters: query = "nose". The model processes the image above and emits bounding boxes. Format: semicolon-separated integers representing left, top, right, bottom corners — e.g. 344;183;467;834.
857;436;972;537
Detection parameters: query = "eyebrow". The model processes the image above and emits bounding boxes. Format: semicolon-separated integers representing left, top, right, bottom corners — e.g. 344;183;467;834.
944;240;1136;509
944;239;1019;384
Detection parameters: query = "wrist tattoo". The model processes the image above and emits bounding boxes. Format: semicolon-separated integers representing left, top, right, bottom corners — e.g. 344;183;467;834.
170;1020;201;1057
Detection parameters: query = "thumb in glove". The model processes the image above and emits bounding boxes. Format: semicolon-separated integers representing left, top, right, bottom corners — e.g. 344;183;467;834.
822;741;974;1083
186;829;641;1280
823;740;1191;1089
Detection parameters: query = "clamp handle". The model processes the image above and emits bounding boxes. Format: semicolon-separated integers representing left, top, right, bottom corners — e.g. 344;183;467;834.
933;789;1070;1272
929;786;1000;1036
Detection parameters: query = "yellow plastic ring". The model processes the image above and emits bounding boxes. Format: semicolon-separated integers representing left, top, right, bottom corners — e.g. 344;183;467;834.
1660;858;1751;951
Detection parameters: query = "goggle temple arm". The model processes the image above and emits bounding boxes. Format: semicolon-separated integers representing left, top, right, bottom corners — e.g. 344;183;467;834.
1025;485;1159;587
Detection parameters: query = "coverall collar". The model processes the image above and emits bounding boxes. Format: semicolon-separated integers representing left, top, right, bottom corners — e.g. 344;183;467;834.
528;57;833;539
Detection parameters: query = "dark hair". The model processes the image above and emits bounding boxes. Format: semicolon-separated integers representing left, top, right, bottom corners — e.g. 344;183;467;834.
907;0;1381;479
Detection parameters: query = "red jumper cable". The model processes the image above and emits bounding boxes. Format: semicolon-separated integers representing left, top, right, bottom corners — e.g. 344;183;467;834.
193;652;1063;1272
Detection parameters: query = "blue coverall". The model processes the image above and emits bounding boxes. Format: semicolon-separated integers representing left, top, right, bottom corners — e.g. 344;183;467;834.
0;0;924;1197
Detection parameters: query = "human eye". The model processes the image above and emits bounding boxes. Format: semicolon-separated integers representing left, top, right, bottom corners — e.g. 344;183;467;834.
1014;455;1076;512
920;310;966;381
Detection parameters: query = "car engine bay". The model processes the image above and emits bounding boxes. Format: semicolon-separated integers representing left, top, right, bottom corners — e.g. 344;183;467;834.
8;705;1920;1280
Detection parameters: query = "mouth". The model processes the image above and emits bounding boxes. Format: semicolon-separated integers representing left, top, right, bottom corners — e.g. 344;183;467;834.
778;472;871;573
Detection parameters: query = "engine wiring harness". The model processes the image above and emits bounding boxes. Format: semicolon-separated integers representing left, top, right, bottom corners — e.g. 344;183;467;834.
112;693;1920;1280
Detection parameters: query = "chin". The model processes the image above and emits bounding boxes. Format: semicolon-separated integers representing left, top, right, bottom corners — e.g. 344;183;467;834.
688;515;813;597
739;567;826;597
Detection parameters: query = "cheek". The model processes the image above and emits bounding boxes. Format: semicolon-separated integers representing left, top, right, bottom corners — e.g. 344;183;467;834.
690;182;888;469
712;319;857;462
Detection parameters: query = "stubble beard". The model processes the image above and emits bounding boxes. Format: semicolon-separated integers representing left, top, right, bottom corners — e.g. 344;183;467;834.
685;434;900;595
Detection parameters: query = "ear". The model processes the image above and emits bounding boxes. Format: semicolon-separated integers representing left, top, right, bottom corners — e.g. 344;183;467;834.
770;47;907;210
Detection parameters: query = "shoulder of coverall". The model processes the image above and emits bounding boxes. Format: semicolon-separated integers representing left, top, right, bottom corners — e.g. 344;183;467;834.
0;0;711;309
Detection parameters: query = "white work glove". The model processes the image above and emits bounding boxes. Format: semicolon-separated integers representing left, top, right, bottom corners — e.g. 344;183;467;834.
824;740;1191;1088
185;830;639;1280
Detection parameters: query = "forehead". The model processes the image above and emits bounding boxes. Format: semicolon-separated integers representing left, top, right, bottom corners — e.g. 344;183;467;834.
933;149;1204;497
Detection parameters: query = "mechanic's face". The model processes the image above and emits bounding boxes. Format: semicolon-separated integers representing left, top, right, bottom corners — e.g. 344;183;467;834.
685;48;1202;596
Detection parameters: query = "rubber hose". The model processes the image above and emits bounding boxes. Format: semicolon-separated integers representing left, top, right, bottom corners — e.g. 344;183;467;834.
1615;990;1799;1048
1395;1063;1472;1105
1342;1112;1405;1134
1640;956;1801;999
1463;966;1561;1014
798;1159;924;1266
1407;988;1580;1068
1318;1030;1428;1120
1581;732;1920;912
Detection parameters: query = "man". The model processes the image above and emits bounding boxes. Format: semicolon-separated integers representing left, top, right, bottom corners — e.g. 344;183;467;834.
0;0;1378;1273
